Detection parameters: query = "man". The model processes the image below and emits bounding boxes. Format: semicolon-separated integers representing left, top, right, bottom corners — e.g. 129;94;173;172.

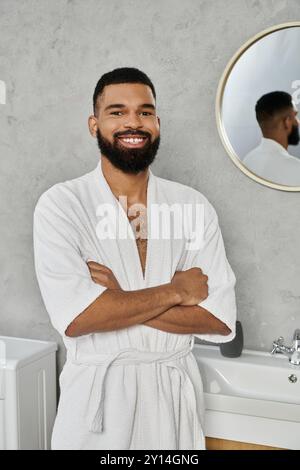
243;91;300;186
33;67;236;450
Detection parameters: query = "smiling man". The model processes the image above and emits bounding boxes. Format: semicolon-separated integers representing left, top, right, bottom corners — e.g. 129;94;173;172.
33;67;237;450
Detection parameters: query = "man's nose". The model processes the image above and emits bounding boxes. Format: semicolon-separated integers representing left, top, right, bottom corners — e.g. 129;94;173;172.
123;112;143;128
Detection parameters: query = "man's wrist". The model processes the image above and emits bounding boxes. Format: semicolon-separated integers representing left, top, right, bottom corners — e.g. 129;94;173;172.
166;282;182;306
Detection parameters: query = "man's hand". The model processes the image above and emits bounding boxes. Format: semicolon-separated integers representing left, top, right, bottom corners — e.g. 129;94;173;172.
87;262;208;306
87;261;122;290
171;267;208;306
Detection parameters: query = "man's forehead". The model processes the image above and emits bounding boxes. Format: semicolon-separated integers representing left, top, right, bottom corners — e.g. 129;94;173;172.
100;82;155;105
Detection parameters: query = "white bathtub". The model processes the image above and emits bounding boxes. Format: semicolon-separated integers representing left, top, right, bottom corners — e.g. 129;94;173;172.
193;344;300;449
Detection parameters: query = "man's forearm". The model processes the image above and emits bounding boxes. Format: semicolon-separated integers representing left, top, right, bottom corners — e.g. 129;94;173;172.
65;283;182;337
143;305;231;335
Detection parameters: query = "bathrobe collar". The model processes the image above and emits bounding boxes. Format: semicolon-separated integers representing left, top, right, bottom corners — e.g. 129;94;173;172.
92;157;155;289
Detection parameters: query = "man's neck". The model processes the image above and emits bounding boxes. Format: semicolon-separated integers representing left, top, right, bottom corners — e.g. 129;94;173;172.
100;155;149;206
262;133;288;150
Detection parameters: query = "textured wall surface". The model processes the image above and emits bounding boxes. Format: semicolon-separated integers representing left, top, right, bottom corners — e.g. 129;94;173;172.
1;0;300;371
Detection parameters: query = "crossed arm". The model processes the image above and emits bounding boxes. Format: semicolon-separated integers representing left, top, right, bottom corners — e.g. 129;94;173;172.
65;261;231;338
142;304;230;335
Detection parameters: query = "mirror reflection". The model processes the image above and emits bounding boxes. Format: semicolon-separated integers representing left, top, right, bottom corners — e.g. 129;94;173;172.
218;24;300;189
243;91;300;185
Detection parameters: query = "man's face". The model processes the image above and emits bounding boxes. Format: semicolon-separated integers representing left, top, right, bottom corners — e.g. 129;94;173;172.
288;105;300;146
92;83;160;174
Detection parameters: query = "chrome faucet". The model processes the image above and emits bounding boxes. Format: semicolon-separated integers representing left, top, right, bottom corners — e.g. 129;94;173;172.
271;329;300;365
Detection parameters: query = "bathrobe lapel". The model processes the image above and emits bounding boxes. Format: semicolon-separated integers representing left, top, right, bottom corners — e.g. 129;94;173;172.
92;159;157;291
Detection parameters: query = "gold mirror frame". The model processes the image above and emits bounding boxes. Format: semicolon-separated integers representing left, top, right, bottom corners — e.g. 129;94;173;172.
216;21;300;192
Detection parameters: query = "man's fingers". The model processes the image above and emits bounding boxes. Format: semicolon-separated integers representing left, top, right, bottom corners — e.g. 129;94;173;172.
87;261;111;272
87;261;107;268
91;272;109;285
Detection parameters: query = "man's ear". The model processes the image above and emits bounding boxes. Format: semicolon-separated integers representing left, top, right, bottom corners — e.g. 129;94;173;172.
88;115;98;137
282;116;293;131
157;115;161;127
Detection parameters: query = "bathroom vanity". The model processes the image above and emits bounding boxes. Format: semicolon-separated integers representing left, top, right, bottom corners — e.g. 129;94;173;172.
194;344;300;450
0;335;57;450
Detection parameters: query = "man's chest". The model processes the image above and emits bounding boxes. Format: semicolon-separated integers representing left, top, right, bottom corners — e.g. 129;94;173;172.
77;197;191;283
128;209;148;278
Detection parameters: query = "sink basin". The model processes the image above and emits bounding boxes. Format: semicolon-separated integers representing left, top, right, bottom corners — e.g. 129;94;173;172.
193;344;300;449
194;344;300;404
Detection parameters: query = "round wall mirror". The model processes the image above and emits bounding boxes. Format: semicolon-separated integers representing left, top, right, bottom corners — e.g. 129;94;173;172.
216;22;300;191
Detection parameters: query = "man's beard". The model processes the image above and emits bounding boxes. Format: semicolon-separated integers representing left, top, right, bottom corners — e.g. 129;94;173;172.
96;128;160;174
288;123;300;146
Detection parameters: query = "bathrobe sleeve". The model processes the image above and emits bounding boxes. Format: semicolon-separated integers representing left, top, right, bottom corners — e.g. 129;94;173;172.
33;188;107;337
191;198;237;344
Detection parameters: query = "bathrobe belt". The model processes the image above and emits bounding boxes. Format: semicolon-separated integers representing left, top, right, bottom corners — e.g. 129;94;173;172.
70;335;202;447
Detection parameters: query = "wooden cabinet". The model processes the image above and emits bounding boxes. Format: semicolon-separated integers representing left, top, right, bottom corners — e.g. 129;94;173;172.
205;437;284;450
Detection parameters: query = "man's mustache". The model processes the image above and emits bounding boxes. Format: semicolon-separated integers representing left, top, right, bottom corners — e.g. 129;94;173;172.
114;130;152;139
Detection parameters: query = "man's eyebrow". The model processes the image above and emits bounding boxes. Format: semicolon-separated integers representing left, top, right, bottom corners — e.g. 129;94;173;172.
104;103;156;112
139;103;156;110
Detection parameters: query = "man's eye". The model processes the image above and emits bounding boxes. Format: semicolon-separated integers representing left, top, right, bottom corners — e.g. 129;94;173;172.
110;111;152;116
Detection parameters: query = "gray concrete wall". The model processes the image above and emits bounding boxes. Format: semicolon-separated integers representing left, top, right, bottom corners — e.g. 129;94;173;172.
1;0;300;371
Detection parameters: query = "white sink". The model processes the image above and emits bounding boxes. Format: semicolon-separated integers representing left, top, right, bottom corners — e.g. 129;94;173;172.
194;344;300;404
193;344;300;449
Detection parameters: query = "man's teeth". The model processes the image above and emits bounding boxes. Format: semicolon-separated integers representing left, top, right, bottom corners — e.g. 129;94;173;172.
121;137;145;143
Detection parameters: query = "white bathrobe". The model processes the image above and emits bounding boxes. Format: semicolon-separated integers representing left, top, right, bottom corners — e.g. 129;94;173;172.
33;158;237;450
243;137;300;186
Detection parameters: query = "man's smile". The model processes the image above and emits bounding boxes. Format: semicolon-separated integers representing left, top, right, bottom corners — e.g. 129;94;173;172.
117;134;149;148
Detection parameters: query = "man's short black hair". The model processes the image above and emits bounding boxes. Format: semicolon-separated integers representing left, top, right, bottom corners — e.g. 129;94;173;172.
255;91;293;124
93;67;156;116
